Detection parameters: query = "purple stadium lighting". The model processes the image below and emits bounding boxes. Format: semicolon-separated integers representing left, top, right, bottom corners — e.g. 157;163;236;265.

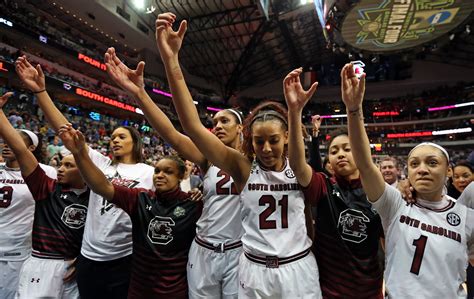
152;88;172;98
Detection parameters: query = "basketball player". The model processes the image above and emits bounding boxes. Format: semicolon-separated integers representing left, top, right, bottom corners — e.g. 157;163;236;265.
156;13;326;297
0;93;57;299
0;93;88;298
104;46;243;298
341;63;474;298
16;56;154;299
59;126;201;298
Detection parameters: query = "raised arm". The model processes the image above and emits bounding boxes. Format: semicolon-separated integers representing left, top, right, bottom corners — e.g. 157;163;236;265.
0;93;38;177
308;115;324;172
283;68;318;187
155;13;249;188
341;63;384;201
103;47;207;169
59;125;114;201
15;56;68;132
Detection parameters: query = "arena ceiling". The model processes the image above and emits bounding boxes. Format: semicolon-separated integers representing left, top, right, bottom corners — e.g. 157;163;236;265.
22;0;474;99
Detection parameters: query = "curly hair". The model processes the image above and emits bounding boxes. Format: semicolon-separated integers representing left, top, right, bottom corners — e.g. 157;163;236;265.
241;101;288;160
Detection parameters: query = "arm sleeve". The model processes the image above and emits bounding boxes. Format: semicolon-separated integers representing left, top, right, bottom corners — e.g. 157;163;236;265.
371;183;404;231
307;136;324;173
110;185;150;215
88;146;111;170
466;208;474;260
301;170;328;206
457;182;474;209
24;165;56;201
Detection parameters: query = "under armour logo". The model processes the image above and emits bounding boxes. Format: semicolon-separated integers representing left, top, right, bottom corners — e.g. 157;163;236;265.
60;194;68;200
240;281;245;289
146;205;152;211
189;263;193;268
31;278;40;283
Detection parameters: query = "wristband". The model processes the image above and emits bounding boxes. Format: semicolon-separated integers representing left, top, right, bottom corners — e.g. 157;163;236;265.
33;89;46;94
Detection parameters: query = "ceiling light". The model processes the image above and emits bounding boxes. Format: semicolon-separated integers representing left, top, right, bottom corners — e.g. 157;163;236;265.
132;0;145;10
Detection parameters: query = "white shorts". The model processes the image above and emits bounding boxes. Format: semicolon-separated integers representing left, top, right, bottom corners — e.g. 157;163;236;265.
187;238;242;298
0;260;25;299
16;256;79;299
238;250;321;299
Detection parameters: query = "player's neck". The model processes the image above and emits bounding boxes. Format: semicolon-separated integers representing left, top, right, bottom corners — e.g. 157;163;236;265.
5;159;20;169
417;189;444;202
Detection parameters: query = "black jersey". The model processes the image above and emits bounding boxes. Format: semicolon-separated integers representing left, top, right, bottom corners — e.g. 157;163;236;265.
25;165;89;259
112;185;202;299
313;175;384;299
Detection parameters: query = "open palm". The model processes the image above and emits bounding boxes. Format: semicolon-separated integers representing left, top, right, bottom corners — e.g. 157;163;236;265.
283;68;318;111
105;48;144;96
155;12;187;60
15;56;45;92
341;64;366;111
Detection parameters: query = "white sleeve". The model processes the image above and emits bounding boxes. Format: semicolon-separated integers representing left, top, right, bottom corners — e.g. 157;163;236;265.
87;146;111;170
39;164;57;179
371;183;405;230
466;208;474;261
457;182;474;209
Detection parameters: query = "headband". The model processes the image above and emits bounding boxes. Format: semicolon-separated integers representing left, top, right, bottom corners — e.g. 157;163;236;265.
408;142;449;162
250;110;288;127
19;129;39;148
225;108;243;124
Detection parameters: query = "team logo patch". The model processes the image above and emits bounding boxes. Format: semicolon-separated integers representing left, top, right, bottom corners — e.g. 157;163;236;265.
338;209;369;243
446;212;461;226
147;216;175;245
173;206;186;217
284;169;295;179
61;204;87;229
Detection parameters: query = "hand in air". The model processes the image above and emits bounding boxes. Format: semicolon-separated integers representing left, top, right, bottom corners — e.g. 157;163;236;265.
311;115;322;137
104;47;145;96
155;12;187;60
15;56;46;93
58;124;86;155
283;68;318;112
0;92;13;109
340;63;366;111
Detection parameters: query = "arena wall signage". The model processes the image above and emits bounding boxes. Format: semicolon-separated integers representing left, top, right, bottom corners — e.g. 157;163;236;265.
341;0;474;52
75;87;143;115
77;53;106;71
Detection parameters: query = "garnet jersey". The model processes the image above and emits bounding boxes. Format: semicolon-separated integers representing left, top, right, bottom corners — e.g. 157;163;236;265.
0;163;57;261
373;184;474;298
80;148;154;261
25;165;90;259
239;159;326;256
197;165;243;243
314;176;384;298
112;185;202;299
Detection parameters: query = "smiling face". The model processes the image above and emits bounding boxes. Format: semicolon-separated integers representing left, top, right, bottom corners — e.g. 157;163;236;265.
153;158;184;193
452;165;473;193
328;135;358;179
212;110;242;148
110;127;134;160
380;159;399;185
251;120;288;171
407;145;449;199
57;155;84;188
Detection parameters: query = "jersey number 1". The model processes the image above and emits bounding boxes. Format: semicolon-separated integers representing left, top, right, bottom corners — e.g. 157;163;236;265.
259;195;288;229
410;235;428;275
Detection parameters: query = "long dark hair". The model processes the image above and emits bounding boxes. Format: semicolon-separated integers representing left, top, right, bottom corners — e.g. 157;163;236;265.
112;126;143;164
241;101;288;160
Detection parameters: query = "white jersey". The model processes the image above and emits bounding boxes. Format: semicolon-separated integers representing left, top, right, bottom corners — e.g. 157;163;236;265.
458;182;474;209
373;183;474;298
197;165;243;243
80;148;154;261
239;159;312;257
0;163;57;261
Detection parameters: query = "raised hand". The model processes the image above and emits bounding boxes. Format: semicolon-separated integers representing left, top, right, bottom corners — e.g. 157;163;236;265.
104;47;145;96
341;63;366;111
58;124;86;155
15;56;46;93
311;115;322;137
155;12;187;60
0;92;14;109
283;68;318;112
